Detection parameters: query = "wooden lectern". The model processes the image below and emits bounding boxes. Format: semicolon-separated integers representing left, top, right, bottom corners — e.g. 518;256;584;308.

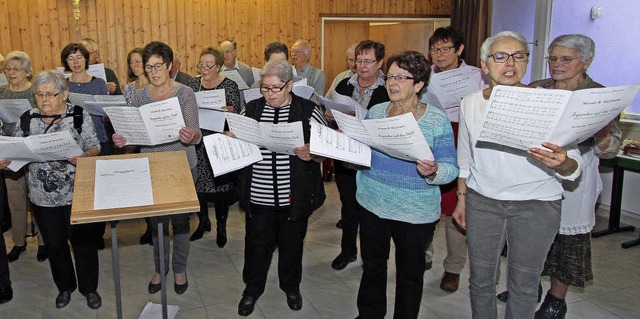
71;150;198;319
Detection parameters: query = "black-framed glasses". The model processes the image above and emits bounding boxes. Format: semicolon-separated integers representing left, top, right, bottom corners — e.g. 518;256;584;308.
196;62;216;70
385;74;415;81
35;92;61;99
260;80;291;93
546;56;580;65
430;46;455;54
356;59;377;65
488;51;529;63
144;63;166;73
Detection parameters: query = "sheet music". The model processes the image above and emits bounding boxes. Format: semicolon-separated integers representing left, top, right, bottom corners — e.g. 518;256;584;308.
332;111;434;161
94;95;126;104
68;92;95;108
478;84;640;150
87;63;108;82
309;122;371;167
292;85;315;100
195;89;226;110
104;97;186;146
221;70;249;90
93;157;153;210
0;131;84;170
203;133;263;176
293;78;307;87
198;108;226;132
0;99;32;123
225;113;305;155
0;74;7;86
242;88;262;104
425;66;485;109
251;67;261;83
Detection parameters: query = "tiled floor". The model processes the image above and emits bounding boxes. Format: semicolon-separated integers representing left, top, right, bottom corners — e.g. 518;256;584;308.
1;181;640;318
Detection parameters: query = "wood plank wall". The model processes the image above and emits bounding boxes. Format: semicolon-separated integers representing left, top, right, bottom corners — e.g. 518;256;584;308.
0;0;450;89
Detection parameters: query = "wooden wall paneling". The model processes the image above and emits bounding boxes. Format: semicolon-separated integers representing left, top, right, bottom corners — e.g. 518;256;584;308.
44;0;61;71
83;0;96;39
158;0;169;45
323;21;368;93
107;0;125;89
404;22;433;55
140;0;151;43
182;0;195;75
174;0;186;71
55;0;71;68
0;1;12;52
16;1;30;56
200;0;210;50
29;0;45;71
133;0;145;47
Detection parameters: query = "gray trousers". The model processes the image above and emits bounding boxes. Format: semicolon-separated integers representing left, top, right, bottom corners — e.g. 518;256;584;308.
4;170;44;246
466;188;560;319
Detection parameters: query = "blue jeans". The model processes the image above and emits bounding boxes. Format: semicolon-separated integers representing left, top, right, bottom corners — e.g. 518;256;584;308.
466;188;560;319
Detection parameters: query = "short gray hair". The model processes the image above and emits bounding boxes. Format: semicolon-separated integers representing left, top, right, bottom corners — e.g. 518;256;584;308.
480;31;529;62
549;34;595;64
5;51;32;76
260;59;293;83
32;70;69;93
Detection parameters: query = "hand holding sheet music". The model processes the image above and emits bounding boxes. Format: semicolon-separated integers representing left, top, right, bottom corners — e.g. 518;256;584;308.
0;130;84;171
331;110;434;161
477;84;640;150
104;97;186;146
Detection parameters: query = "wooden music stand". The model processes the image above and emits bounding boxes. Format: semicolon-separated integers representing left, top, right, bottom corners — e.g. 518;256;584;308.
71;150;198;319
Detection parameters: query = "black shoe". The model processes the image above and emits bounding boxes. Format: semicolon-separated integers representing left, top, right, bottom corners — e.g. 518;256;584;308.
174;277;188;294
139;227;152;246
238;295;257;316
84;291;102;309
7;245;26;262
336;219;343;229
331;253;356;270
55;290;73;309
190;226;206;241
425;260;433;271
0;286;13;305
497;290;509;302
37;245;48;262
148;281;161;294
216;224;227;248
285;291;303;311
535;291;567;319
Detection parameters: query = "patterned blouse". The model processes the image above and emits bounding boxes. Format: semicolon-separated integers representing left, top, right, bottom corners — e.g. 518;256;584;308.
15;103;100;207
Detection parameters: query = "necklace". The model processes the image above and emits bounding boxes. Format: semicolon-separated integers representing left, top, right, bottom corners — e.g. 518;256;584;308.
70;73;89;85
385;99;422;119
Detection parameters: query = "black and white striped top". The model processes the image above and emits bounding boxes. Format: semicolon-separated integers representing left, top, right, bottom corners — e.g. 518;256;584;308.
243;103;326;207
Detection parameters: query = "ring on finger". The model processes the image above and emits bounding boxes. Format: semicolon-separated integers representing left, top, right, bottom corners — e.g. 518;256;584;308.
553;155;558;160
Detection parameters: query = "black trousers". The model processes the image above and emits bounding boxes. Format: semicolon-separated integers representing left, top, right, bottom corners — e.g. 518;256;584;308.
334;162;360;257
357;208;437;319
242;204;309;298
32;203;100;295
0;177;10;288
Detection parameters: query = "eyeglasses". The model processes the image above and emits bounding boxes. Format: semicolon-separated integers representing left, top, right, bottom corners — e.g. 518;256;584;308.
430;46;455;54
3;67;23;73
488;52;529;63
546;56;580;64
35;92;61;99
144;63;166;73
66;56;85;63
196;62;217;70
385;74;414;81
356;59;377;65
260;80;291;93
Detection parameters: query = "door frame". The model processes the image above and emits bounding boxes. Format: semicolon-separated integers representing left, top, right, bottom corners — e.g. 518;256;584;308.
320;17;451;70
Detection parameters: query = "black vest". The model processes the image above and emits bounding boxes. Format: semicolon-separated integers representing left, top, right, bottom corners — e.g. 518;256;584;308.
236;93;325;220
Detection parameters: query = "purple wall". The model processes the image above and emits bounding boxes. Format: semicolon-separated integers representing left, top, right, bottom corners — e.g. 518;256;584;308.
490;0;537;84
551;0;640;112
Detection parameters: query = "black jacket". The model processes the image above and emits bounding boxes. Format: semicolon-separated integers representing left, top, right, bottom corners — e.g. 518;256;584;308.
334;77;390;110
236;93;325;221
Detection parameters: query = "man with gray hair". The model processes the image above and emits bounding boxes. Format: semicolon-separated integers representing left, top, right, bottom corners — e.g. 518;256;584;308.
290;39;326;96
170;51;193;86
80;38;122;95
220;39;254;88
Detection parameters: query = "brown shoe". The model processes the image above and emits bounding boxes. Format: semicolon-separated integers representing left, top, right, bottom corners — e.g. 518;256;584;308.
440;272;460;292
